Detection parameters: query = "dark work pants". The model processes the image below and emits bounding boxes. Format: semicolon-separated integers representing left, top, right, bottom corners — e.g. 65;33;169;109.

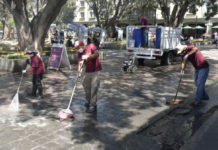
32;74;43;96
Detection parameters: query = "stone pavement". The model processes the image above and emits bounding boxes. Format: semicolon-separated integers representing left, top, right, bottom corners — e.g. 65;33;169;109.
0;45;217;150
180;110;218;150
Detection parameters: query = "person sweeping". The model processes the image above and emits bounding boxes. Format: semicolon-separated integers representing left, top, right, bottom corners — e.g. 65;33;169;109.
22;45;46;99
176;41;209;107
73;40;102;113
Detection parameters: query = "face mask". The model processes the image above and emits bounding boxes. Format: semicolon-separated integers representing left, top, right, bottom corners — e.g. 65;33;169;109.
78;48;84;53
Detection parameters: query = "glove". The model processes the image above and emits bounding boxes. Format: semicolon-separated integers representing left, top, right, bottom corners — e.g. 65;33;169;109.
180;70;184;75
78;48;84;53
183;54;189;60
78;73;81;78
82;55;89;60
22;70;26;74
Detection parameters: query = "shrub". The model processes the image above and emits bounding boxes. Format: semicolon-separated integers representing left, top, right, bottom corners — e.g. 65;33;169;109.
2;45;11;50
43;46;52;51
1;54;29;59
0;51;14;55
66;47;76;54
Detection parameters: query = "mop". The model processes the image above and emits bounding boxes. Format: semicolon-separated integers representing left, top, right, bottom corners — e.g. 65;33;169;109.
8;73;24;111
57;61;84;119
166;60;187;104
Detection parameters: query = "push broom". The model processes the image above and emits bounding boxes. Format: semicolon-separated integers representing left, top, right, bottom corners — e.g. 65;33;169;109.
57;61;84;119
166;59;187;104
8;73;24;111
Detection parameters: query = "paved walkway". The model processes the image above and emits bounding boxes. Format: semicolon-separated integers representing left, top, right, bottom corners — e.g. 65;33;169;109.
180;110;218;150
0;46;217;150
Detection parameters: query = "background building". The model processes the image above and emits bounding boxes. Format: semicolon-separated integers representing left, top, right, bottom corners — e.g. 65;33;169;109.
73;0;96;25
73;0;218;37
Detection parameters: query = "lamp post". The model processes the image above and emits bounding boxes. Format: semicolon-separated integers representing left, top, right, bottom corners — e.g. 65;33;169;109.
154;8;157;26
195;15;197;38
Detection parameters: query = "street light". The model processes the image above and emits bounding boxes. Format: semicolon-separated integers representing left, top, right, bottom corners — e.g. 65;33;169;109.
195;15;197;38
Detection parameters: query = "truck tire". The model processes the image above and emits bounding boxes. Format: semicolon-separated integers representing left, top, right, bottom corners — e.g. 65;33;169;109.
161;51;174;65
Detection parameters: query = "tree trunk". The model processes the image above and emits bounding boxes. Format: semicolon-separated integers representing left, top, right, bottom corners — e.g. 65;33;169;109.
3;0;67;51
106;22;116;38
13;15;33;50
2;18;10;40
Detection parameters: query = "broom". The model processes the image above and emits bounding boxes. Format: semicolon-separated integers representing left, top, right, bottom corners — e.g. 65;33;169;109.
166;60;187;104
57;61;84;119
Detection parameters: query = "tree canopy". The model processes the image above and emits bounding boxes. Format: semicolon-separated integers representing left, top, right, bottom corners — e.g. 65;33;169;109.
205;0;218;20
1;0;218;47
55;0;76;26
156;0;218;27
85;0;137;36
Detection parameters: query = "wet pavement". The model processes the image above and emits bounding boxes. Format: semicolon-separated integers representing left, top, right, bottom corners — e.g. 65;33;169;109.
0;45;217;150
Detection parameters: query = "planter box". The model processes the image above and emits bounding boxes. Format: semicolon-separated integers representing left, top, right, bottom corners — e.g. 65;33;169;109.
68;53;78;64
67;52;106;63
0;56;50;73
0;51;106;72
99;51;106;60
104;43;126;50
68;52;106;63
41;56;49;68
0;58;26;72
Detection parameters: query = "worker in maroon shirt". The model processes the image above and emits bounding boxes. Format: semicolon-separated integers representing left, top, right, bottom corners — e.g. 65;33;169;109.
73;40;102;113
22;45;46;99
177;41;209;106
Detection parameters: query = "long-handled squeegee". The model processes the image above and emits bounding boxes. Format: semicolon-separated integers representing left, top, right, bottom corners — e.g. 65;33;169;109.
166;60;186;104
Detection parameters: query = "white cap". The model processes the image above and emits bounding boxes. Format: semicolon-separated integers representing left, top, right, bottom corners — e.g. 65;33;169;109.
175;43;187;54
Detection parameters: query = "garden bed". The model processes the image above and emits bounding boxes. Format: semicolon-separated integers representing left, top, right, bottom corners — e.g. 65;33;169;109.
0;57;27;72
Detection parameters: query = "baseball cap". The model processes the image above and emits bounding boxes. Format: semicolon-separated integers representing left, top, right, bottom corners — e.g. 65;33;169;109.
185;40;192;45
175;43;187;54
73;40;84;49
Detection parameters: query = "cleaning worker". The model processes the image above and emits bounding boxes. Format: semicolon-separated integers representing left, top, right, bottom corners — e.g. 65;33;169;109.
73;40;102;113
176;41;209;107
22;45;46;99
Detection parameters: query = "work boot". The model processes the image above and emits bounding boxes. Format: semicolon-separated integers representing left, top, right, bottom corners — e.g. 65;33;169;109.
37;95;44;99
30;85;37;97
84;102;90;108
86;105;97;113
38;85;43;96
190;102;202;107
202;97;209;101
27;93;36;97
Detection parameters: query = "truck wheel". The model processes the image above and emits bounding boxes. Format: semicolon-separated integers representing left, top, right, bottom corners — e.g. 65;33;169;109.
161;52;174;65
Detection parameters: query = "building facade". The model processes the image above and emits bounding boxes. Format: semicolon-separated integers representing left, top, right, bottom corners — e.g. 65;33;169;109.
73;0;96;25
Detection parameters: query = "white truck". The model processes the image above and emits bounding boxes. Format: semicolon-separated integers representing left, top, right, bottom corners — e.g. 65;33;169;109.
126;26;181;65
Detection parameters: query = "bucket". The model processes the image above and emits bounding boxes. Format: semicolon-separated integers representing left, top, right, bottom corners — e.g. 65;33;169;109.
129;40;135;48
